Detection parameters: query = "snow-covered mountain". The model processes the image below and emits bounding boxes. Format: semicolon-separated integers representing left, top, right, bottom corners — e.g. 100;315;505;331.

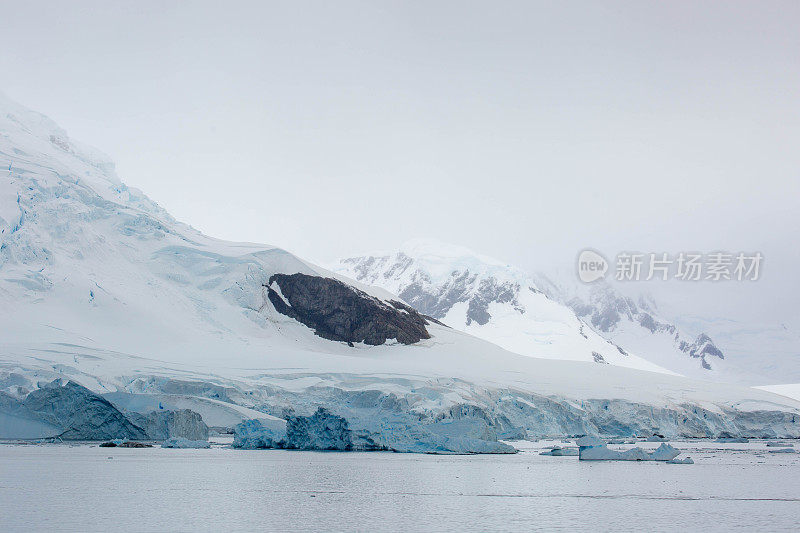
335;241;736;381
335;240;673;374
2;94;799;448
535;274;729;378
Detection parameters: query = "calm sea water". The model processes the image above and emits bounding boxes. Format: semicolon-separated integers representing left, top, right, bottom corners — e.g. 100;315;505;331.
1;439;798;532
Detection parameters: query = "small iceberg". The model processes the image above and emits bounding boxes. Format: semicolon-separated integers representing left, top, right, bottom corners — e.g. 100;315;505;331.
768;448;796;454
650;443;682;461
577;436;683;462
766;442;793;447
162;437;210;449
540;445;579;456
667;457;694;464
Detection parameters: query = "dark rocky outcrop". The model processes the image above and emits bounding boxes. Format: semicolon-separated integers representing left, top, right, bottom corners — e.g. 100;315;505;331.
21;380;148;440
679;333;725;370
397;270;524;327
266;273;432;345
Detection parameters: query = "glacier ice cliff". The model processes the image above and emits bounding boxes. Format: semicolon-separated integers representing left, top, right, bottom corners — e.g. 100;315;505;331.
17;380;148;440
0;380;209;441
127;409;209;441
162;437;210;449
233;407;515;454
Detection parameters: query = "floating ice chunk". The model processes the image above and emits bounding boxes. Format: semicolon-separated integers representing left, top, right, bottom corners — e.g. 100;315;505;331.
540;446;579;456
650;443;681;461
161;437;210;449
579;442;681;462
667;457;694;464
766;442;793;447
768;447;796;453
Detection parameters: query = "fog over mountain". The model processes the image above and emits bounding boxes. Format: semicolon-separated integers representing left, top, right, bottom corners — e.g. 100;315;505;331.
1;1;798;331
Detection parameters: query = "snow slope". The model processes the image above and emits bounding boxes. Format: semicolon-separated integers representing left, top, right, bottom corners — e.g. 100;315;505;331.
670;314;800;385
1;93;799;443
756;384;800;403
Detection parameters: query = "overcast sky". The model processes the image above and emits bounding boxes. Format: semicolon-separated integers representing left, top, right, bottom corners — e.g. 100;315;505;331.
1;1;798;324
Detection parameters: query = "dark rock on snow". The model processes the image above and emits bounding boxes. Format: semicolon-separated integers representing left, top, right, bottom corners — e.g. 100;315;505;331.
266;273;433;345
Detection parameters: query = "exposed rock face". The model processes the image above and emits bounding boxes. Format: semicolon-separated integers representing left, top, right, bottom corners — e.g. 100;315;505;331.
21;380;148;440
341;252;525;326
266;273;433;345
679;333;725;370
127;409;209;441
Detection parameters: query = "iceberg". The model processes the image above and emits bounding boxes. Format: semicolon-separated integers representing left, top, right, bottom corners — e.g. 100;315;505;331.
650;443;682;461
540;446;579;456
768;447;796;453
667;457;694;464
161;437;210;449
578;439;682;462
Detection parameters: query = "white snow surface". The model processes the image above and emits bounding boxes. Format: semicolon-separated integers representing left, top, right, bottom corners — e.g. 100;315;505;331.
756;383;800;403
1;93;799;442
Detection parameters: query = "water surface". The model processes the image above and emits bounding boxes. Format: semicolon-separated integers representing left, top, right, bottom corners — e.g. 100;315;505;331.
1;440;798;531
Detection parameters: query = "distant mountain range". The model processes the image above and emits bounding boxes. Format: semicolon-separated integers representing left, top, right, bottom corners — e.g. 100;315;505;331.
335;240;778;383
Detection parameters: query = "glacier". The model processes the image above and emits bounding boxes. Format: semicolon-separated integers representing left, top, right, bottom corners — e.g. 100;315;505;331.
0;379;209;442
1;93;800;453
